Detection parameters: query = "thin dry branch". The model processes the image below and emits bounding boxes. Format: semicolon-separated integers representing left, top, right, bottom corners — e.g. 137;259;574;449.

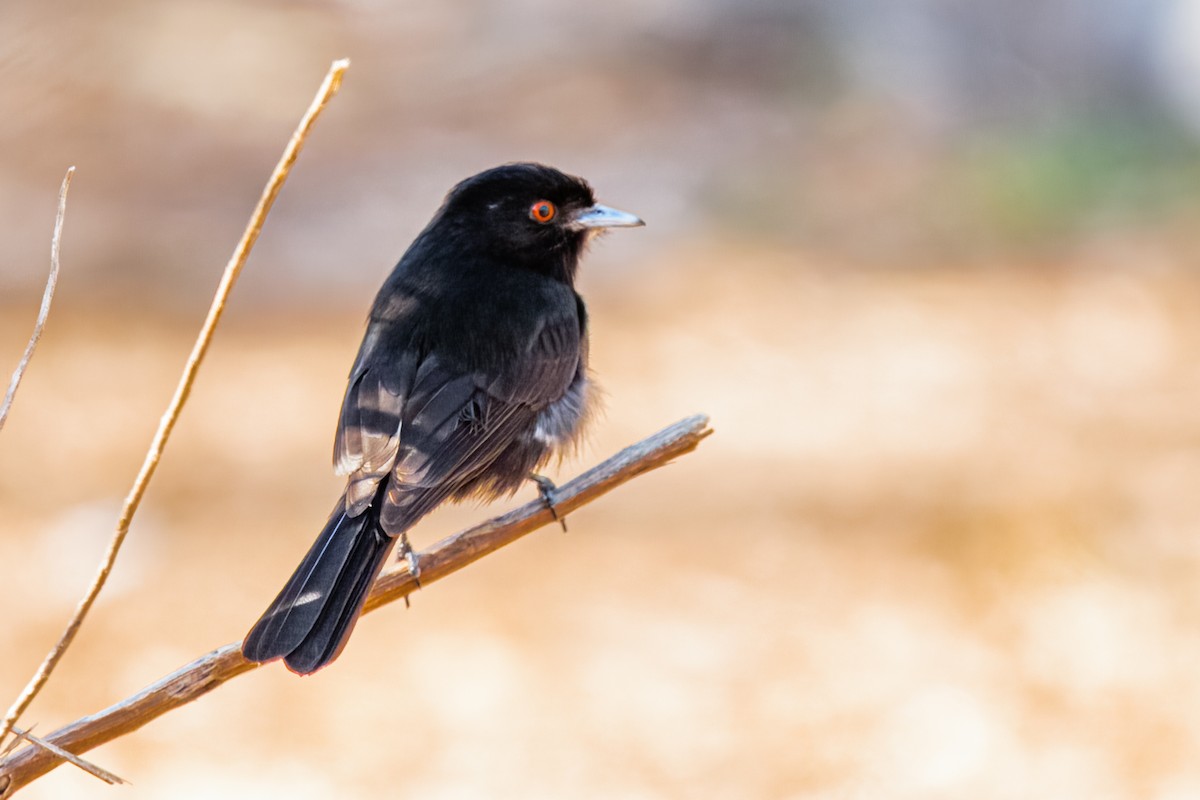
0;167;74;432
0;414;712;796
0;59;350;758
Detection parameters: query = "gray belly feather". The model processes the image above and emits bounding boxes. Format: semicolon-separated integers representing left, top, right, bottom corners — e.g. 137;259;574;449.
533;372;592;449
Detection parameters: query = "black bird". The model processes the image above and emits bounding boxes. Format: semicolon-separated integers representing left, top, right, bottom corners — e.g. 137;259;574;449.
242;163;643;674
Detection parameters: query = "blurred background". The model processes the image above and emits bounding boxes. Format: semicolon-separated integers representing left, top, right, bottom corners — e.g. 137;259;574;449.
3;0;1200;797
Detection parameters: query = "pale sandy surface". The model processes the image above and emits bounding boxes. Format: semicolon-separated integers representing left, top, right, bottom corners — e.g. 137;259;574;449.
3;246;1200;798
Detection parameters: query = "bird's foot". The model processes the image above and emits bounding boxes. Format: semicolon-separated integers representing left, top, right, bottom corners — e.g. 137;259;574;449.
398;533;421;608
530;474;568;533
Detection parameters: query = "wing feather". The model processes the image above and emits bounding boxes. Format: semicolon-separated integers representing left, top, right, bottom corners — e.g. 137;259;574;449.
333;330;416;514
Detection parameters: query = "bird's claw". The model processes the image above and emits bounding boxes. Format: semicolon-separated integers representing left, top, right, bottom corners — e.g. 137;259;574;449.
530;474;568;533
398;534;421;608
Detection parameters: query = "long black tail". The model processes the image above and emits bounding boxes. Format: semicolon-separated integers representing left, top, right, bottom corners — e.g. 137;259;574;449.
242;496;395;675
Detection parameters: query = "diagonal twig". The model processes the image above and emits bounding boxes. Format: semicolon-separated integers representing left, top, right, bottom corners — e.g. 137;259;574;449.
0;414;712;796
0;58;351;759
8;729;125;787
0;167;74;432
0;728;30;760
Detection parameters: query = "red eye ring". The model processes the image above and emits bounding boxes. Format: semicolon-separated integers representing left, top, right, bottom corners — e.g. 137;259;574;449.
530;200;557;223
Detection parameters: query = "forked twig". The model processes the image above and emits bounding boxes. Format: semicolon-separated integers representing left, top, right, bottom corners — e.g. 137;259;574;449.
0;167;74;432
0;59;350;763
0;414;712;796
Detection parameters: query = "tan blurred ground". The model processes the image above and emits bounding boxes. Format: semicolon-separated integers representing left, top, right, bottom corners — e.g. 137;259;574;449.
3;243;1200;798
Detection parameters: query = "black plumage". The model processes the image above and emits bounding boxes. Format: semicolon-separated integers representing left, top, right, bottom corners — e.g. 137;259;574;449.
242;163;642;674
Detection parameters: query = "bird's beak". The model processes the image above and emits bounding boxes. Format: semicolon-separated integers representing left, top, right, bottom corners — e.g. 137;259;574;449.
569;203;645;231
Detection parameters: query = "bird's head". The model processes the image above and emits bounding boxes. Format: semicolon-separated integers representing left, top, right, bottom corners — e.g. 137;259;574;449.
437;162;643;283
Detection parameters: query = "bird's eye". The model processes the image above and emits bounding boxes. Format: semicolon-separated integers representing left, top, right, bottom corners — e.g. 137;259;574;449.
530;200;557;223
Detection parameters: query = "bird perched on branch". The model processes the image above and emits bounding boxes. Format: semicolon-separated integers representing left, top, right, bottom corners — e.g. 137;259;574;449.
242;163;643;674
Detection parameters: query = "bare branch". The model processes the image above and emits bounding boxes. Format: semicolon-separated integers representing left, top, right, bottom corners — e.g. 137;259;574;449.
0;59;350;758
0;414;712;796
0;167;74;432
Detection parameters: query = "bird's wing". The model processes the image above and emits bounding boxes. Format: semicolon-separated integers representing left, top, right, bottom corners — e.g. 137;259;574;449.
377;311;583;533
331;303;581;530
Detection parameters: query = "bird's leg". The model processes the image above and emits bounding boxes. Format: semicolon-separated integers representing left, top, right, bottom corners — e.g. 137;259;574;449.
530;474;568;533
397;531;420;608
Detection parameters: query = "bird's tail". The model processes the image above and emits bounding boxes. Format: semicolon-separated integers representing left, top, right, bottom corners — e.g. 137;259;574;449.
242;496;395;675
